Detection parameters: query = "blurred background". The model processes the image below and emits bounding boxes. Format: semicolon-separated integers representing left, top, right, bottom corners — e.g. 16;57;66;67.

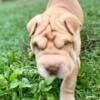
0;0;100;100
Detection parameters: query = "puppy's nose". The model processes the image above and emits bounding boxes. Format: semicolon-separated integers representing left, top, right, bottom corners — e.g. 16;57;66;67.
45;66;59;75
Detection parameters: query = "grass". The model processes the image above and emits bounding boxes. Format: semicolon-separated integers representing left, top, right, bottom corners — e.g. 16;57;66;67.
0;0;100;100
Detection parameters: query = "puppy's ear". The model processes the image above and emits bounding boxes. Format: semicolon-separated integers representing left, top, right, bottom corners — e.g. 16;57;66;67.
59;13;82;35
64;15;82;35
27;14;49;37
27;15;41;37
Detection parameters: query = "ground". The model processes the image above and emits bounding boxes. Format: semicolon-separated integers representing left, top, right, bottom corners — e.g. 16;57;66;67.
0;0;100;100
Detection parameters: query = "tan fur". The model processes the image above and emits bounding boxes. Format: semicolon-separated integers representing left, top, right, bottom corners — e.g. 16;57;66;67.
27;0;84;100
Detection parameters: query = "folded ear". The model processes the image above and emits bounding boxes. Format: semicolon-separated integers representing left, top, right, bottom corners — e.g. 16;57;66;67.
59;13;82;35
27;14;49;37
27;15;41;37
64;15;82;35
65;15;82;55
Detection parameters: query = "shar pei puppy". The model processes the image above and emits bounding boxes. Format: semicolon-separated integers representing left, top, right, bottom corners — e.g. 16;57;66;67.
27;0;84;100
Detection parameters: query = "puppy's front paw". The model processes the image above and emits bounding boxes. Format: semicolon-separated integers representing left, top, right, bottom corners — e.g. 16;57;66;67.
60;91;75;100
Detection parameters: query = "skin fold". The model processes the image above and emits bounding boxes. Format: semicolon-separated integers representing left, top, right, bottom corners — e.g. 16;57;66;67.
27;0;84;100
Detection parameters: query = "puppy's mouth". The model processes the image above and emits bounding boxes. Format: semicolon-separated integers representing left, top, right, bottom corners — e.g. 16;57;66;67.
36;54;72;78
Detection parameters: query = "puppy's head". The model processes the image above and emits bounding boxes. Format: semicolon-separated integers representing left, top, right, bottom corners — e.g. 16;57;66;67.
27;12;82;79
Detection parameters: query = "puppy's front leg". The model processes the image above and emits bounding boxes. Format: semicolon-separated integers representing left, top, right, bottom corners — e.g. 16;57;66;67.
60;60;80;100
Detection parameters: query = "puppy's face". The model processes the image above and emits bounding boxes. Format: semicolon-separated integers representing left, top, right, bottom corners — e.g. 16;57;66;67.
27;11;81;79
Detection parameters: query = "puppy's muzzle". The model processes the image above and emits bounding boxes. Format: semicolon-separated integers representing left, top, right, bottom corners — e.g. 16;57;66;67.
45;65;59;75
39;55;61;76
37;54;71;78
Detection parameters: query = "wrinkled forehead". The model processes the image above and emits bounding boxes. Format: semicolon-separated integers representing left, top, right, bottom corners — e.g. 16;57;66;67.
27;9;81;38
34;22;72;36
33;15;73;40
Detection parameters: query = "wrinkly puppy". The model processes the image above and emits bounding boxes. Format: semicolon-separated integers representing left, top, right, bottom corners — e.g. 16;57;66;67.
27;0;84;100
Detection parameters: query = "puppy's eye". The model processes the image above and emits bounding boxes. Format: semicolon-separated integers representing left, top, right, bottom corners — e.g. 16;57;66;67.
64;41;72;46
32;42;39;49
31;36;47;50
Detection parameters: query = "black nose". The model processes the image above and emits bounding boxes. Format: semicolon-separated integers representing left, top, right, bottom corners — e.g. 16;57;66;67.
45;66;59;75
